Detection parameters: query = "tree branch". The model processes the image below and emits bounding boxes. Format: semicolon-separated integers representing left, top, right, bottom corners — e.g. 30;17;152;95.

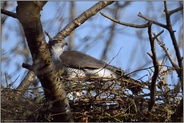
138;12;167;28
153;32;180;71
1;9;17;18
16;1;71;121
147;24;160;118
137;2;183;91
53;1;114;39
164;1;183;89
100;12;150;28
168;5;183;16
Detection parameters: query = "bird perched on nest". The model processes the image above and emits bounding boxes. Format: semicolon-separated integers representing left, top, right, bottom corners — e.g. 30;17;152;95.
48;39;123;79
48;37;143;94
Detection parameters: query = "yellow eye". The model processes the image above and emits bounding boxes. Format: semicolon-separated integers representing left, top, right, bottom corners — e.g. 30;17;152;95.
57;40;61;43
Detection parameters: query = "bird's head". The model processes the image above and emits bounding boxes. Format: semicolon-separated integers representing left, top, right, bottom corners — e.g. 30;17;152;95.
49;39;68;50
49;39;68;61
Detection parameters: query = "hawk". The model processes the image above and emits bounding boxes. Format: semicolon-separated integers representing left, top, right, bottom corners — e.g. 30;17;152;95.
49;39;123;79
48;38;143;94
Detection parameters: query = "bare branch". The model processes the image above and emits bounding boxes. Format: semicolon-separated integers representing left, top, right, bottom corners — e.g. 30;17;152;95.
1;9;17;18
1;2;8;24
168;5;183;16
164;1;183;87
54;1;114;39
153;33;180;71
147;24;160;116
22;62;51;76
22;63;33;71
138;12;167;28
100;12;150;28
45;31;52;40
152;30;164;40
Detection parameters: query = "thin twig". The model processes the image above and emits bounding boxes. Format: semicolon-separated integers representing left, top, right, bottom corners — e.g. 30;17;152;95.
100;12;150;28
152;30;164;41
107;46;123;66
45;31;52;40
1;9;17;18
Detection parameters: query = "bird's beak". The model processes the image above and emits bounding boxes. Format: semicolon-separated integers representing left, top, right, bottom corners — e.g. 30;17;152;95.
61;40;68;47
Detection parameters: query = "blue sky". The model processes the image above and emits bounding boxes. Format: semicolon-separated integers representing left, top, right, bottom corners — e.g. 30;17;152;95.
1;1;182;89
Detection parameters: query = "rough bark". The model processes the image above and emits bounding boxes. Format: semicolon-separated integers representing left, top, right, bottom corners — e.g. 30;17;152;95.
16;1;72;121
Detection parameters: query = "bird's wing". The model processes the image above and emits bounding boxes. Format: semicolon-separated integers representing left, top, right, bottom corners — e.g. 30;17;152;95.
60;50;114;70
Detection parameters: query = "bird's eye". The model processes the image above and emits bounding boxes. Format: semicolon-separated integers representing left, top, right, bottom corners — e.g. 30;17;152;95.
57;40;61;43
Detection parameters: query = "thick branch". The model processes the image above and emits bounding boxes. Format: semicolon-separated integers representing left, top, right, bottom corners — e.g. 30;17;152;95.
1;9;17;18
54;1;114;39
16;1;71;121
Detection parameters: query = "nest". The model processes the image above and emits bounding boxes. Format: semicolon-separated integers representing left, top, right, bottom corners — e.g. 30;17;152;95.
1;76;182;122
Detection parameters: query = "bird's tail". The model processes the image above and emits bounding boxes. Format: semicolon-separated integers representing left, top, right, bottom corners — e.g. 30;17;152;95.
110;67;144;94
118;75;144;94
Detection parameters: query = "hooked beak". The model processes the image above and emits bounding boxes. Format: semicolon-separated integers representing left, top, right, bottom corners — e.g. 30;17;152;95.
61;40;68;47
